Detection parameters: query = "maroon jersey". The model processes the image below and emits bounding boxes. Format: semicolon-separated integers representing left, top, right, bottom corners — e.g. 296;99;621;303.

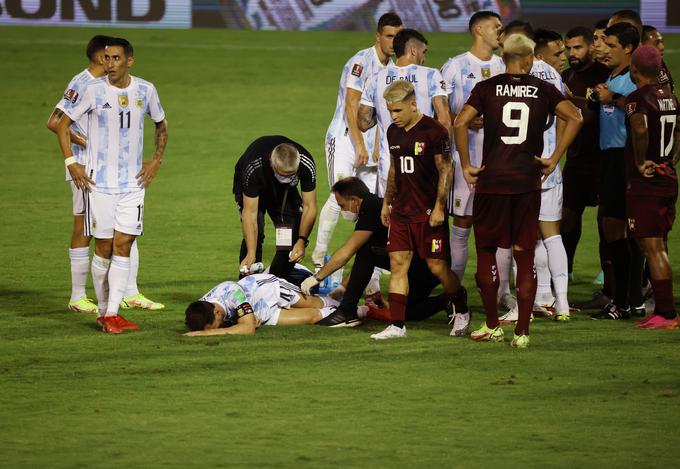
387;115;450;223
562;61;610;165
624;84;679;196
465;73;567;194
659;60;675;93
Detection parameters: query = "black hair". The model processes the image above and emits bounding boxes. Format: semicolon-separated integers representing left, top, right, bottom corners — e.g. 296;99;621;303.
86;35;112;62
594;19;609;31
107;37;134;57
611;9;643;36
503;20;534;40
377;12;403;32
331;177;370;199
642;25;658;42
468;10;501;33
185;301;215;331
604;22;640;51
566;26;594;44
534;28;562;52
393;28;428;58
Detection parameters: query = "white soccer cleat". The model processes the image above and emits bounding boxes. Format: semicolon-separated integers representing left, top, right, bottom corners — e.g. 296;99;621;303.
450;312;471;337
370;324;407;340
499;305;518;324
498;293;517;312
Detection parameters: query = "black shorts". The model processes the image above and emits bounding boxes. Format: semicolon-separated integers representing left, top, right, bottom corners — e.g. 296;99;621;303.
563;160;599;210
599;148;626;220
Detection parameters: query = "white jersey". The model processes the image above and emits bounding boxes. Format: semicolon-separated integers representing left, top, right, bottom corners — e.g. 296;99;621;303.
441;52;505;167
326;46;388;164
530;59;565;189
56;68;96;181
361;63;449;162
58;75;165;194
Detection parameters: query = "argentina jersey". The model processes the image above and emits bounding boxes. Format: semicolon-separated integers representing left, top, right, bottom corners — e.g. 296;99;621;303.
600;69;636;150
60;75;165;194
530;59;566;188
441;52;505;167
55;69;96;180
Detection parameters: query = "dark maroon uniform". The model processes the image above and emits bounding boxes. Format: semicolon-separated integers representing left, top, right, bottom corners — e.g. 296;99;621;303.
624;84;679;238
386;115;450;259
562;61;610;209
659;60;675;93
465;73;567;249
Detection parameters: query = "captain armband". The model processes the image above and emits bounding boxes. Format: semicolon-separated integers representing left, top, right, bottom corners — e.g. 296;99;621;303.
235;302;254;319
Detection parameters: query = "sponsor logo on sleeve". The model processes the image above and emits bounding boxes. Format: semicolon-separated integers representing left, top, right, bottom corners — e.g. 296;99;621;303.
351;63;363;78
625;102;637;116
442;139;451;155
414;142;425;155
64;89;79;104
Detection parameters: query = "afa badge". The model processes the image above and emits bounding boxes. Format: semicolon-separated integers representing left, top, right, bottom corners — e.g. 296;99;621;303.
118;95;129;108
414;142;425;155
136;98;143;109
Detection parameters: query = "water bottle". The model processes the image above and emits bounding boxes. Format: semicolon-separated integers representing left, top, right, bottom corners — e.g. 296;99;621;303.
317;255;332;295
329;264;343;292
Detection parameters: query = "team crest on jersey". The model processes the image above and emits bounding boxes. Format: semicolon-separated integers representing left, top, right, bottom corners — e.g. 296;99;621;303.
628;218;636;231
63;88;79;104
414;142;425;155
454;198;461;209
625;102;637;116
136;98;143;109
351;63;363;77
442;139;451;155
118;95;129;108
481;67;491;79
431;239;442;253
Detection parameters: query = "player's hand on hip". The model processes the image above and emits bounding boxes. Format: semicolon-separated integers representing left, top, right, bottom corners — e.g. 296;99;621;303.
68;163;95;192
638;160;657;178
429;207;445;227
355;144;369;167
463;165;484;186
535;156;557;180
380;204;391;227
301;276;319;295
136;159;161;188
288;239;305;263
470;116;484;130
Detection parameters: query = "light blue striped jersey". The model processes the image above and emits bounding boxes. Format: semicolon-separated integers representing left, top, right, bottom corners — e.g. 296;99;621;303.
600;68;636;150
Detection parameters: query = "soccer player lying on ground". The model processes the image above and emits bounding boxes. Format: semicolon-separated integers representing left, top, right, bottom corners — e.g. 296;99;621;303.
453;33;582;348
625;45;679;330
184;274;339;336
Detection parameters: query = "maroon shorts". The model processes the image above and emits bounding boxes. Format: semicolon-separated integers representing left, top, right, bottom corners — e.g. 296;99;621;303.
626;192;677;239
387;218;449;260
473;191;540;251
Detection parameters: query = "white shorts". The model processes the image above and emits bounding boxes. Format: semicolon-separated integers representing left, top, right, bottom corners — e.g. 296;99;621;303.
70;181;86;215
259;278;302;326
449;157;473;217
326;133;377;192
85;190;145;239
539;183;563;222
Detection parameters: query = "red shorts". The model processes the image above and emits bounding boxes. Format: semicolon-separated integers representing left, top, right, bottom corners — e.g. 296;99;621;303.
626;192;677;239
473;192;540;251
387;218;449;260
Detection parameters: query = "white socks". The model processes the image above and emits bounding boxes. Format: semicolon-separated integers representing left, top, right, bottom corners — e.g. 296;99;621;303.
544;235;569;313
496;247;513;297
450;225;471;280
534;240;553;304
69;247;90;301
91;254;111;316
366;268;383;295
125;240;140;297
312;194;341;265
106;256;131;316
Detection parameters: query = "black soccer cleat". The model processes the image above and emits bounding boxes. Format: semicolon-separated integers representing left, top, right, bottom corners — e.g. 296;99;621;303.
316;310;362;328
631;305;646;318
590;302;631;320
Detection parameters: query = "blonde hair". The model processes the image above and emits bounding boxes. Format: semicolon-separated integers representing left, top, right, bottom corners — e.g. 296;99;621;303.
271;143;300;174
383;80;415;105
503;33;536;61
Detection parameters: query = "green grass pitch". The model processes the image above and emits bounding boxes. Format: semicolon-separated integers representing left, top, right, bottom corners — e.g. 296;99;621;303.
1;26;679;467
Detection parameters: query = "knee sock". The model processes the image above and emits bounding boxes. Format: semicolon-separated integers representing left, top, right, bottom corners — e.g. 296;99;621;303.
69;247;90;301
496;247;513;297
125;240;140;297
106;256;131;316
388;292;408;327
312;195;340;265
609;239;631;309
534;240;553;304
513;249;537;336
475;248;500;328
91;254;111;317
366;268;382;296
650;279;676;319
450;225;471;280
628;238;644;307
544;235;569;313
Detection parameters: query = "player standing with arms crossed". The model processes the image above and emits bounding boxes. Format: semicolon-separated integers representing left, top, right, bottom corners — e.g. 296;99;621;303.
55;38;168;333
454;34;582;348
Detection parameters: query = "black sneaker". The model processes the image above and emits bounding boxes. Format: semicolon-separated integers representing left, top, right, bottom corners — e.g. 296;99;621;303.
631;304;646;317
591;302;631;320
316;309;362;328
575;290;611;310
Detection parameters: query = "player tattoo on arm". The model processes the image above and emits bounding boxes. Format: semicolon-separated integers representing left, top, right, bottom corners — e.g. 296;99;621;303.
153;119;168;162
358;104;377;131
434;152;453;207
433;96;452;136
381;159;396;227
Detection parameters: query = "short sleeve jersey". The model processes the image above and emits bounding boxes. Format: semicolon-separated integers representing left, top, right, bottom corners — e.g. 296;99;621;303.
233;135;316;204
440;52;505;167
58;75;165;194
386;115;451;222
659;60;675;92
354;193;388;246
326;46;389;158
465;73;567;194
530;59;566;188
600;68;637;150
624;84;680;196
361;64;449;163
55;69;95;181
562;61;611;166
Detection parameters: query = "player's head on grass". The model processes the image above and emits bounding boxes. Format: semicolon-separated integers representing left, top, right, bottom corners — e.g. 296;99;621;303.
375;12;403;58
384;80;419;128
332;177;370;217
86;35;113;65
468;11;502;50
534;28;565;72
393;29;428;65
565;27;594;70
593;19;610;62
500;20;533;47
603;23;639;70
502;33;535;74
270;143;300;179
642;25;665;56
105;37;134;87
630;45;662;85
608;9;643;37
185;300;223;331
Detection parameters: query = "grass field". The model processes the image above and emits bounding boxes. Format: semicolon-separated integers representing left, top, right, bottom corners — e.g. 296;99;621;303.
1;25;680;468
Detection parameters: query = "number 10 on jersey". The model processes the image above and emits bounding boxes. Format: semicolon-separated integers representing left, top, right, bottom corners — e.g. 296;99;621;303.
400;155;415;174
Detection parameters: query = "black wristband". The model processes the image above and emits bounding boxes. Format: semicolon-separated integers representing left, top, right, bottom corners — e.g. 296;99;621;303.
297;235;309;247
